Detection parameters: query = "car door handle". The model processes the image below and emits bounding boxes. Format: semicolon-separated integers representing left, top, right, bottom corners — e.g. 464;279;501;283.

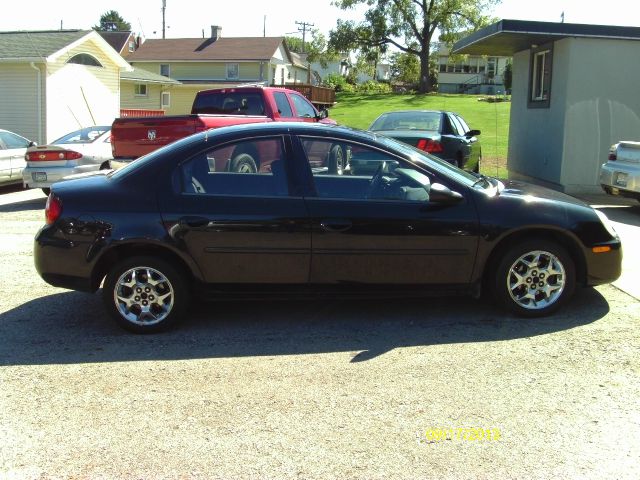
320;219;353;232
179;216;210;228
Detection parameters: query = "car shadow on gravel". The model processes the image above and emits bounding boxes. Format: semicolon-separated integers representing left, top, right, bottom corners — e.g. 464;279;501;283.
595;205;640;227
0;286;611;366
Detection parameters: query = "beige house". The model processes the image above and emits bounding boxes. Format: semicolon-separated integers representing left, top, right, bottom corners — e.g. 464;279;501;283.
126;26;306;115
120;67;181;115
454;20;640;193
0;29;130;144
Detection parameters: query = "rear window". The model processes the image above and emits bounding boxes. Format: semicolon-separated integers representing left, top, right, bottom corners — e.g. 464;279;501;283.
370;112;441;132
192;92;266;115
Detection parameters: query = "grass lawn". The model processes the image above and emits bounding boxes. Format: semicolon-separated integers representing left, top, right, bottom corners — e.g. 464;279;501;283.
329;93;511;177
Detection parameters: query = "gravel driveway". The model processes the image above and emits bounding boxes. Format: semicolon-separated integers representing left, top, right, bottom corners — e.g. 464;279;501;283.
1;187;639;479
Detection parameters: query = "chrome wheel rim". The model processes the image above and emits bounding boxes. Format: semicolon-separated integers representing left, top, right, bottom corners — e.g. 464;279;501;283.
113;266;174;326
237;162;255;173
507;250;566;310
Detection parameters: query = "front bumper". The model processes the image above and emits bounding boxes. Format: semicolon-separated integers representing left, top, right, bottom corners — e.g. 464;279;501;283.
599;161;640;199
23;164;101;189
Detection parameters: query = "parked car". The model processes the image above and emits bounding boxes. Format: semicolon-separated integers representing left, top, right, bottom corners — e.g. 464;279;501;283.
0;129;35;186
34;123;622;333
367;110;481;172
600;141;640;202
23;126;112;195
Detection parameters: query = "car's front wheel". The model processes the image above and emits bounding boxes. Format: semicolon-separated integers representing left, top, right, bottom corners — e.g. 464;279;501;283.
492;240;576;317
103;256;189;333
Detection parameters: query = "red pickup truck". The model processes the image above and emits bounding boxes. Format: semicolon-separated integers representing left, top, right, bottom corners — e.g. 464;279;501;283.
111;86;336;161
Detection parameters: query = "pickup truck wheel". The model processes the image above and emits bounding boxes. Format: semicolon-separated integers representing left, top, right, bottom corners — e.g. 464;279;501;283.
103;256;189;333
328;145;345;175
231;153;257;173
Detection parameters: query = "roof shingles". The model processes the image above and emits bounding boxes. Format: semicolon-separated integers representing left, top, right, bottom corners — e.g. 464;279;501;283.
0;30;89;60
127;37;285;62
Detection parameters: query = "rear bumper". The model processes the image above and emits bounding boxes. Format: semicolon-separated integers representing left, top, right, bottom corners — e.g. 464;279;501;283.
23;164;102;189
34;226;97;292
599;161;640;198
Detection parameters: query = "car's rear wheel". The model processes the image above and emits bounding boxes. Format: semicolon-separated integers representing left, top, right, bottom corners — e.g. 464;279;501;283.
103;256;189;333
492;240;575;317
230;153;257;173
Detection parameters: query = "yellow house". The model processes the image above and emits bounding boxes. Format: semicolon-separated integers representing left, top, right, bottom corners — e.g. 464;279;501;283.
126;26;307;115
0;29;130;143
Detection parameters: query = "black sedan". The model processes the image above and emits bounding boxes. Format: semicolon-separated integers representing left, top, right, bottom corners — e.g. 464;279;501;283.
34;123;622;333
368;110;481;172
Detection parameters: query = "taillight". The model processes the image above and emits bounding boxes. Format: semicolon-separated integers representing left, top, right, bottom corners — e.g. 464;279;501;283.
45;194;62;224
416;138;444;153
27;150;82;161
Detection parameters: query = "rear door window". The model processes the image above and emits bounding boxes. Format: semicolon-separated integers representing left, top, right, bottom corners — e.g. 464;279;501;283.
180;137;289;197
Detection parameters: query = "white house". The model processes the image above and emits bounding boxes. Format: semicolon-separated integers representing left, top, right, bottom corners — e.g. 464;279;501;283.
436;42;510;94
0;29;130;144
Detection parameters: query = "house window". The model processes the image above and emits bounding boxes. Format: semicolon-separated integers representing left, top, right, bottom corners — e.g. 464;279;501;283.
67;53;102;67
161;91;170;108
128;41;135;52
226;63;239;80
160;64;170;77
529;44;553;108
134;84;148;96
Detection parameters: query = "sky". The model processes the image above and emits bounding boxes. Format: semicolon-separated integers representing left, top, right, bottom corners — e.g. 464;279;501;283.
0;0;638;41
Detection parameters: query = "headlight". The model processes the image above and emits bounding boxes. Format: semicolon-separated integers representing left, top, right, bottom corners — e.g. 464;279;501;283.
595;209;618;238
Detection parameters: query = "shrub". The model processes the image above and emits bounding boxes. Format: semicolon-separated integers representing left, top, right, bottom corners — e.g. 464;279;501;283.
355;81;392;94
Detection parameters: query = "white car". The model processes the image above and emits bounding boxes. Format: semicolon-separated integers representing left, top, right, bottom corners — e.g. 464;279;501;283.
23;126;112;194
600;141;640;203
0;129;35;186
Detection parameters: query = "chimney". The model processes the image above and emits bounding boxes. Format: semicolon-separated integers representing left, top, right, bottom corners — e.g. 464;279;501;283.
211;25;222;40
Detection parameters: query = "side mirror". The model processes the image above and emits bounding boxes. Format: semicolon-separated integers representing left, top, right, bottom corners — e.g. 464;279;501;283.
465;129;481;137
317;108;329;120
28;141;37;147
429;183;464;204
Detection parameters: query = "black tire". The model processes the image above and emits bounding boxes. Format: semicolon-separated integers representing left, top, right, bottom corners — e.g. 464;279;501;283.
103;256;190;333
491;240;576;317
99;161;110;170
41;188;51;196
230;153;257;173
473;151;481;173
328;144;345;175
456;153;464;169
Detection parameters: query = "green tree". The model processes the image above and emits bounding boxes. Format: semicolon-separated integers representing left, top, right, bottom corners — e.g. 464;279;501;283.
329;0;500;93
390;50;420;85
93;10;132;31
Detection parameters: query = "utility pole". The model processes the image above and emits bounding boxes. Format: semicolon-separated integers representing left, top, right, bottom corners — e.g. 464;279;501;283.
162;0;167;39
295;20;314;52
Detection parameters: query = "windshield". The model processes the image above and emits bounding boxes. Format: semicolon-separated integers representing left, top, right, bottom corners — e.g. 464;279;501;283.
370;112;441;132
53;126;110;144
376;135;482;187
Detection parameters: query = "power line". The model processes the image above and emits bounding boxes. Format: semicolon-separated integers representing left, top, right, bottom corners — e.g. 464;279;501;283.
295;21;314;52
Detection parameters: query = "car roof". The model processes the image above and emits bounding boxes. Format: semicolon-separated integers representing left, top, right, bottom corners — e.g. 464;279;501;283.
203;121;378;142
